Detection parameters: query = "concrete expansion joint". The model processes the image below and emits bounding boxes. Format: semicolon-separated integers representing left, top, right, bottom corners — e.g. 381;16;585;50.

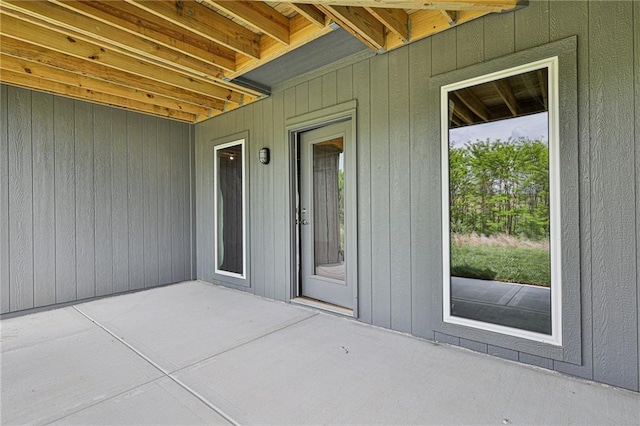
72;306;240;426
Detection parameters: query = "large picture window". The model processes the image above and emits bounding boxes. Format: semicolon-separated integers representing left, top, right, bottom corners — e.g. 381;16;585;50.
214;139;246;279
441;58;562;345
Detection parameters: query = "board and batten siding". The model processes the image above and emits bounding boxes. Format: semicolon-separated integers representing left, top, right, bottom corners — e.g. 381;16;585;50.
195;0;640;391
0;85;195;314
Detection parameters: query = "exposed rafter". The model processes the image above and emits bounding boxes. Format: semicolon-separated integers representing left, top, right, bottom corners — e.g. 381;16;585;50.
493;79;518;116
124;0;262;59
204;1;291;45
318;4;385;50
270;0;528;12
0;0;527;122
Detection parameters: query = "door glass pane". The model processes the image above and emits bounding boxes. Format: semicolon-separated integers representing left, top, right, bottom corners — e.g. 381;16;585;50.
313;137;345;281
216;143;243;275
447;68;552;334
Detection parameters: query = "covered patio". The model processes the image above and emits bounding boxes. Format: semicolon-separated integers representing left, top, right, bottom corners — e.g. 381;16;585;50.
2;281;638;425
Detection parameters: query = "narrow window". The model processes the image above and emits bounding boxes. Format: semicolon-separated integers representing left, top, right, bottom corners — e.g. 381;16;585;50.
442;58;562;345
214;140;245;278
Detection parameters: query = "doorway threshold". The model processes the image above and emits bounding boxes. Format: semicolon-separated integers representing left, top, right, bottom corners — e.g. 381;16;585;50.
291;297;353;317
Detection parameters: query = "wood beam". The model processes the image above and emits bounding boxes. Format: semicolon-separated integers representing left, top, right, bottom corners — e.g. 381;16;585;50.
320;5;385;51
385;9;489;50
205;1;291;45
0;69;198;122
493;79;518;116
51;0;237;73
0;53;212;119
233;14;332;77
449;96;476;124
0;12;248;104
125;0;261;59
453;89;490;121
0;36;230;112
365;7;409;41
1;1;233;86
289;3;326;27
271;1;528;12
537;69;548;109
440;10;459;25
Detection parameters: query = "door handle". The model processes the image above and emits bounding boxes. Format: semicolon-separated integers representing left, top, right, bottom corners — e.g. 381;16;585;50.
301;219;309;225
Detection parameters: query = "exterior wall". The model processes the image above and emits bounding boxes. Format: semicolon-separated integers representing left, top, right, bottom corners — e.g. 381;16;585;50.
0;85;195;315
196;0;640;391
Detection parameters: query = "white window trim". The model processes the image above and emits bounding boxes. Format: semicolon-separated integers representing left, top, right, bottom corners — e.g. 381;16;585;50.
440;57;562;346
214;139;247;280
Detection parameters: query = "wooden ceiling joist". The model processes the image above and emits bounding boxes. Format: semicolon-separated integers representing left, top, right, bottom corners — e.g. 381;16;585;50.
289;3;326;27
0;1;527;122
0;13;249;105
365;7;409;42
2;1;227;82
55;0;238;73
319;4;385;51
0;53;212;119
125;0;261;59
0;69;198;122
274;0;528;12
493;79;518;116
204;1;291;45
233;13;332;77
454;88;490;122
0;37;230;114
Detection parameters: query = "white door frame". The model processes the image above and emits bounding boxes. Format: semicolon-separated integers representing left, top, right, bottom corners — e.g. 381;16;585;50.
285;100;358;317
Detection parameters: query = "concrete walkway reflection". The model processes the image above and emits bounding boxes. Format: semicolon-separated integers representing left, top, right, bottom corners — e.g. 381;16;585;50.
451;277;551;334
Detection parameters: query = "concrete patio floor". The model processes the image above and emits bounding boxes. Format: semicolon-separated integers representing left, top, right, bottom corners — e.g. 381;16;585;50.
1;281;638;425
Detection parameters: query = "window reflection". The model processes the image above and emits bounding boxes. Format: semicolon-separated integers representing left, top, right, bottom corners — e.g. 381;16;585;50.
447;68;552;335
216;143;244;276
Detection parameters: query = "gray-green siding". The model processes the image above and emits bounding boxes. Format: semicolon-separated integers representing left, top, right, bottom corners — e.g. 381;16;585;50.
196;0;640;391
0;85;195;315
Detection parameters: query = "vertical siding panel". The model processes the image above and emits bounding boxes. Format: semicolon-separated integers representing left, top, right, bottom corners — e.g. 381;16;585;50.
308;76;323;112
336;65;353;103
635;0;640;391
284;87;296;119
94;105;113;297
483;11;515;60
54;97;76;304
32;92;55;307
409;38;435;339
456;18;484;68
515;0;549;51
111;108;129;293
171;122;186;282
195;119;206;279
0;85;10;313
143;116;159;287
262;97;275;300
431;29;457;75
157;120;172;285
249;103;264;296
322;70;337;107
389;48;412;333
295;82;309;115
353;60;372;323
185;124;194;279
75;101;95;300
8;87;33;311
272;91;287;301
370;54;391;328
549;0;593;380
127;112;145;290
589;0;638;391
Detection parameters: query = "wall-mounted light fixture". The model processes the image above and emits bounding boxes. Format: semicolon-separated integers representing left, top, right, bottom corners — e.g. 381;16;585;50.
259;147;270;165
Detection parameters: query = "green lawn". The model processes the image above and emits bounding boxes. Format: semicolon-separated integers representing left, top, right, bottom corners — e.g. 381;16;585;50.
450;243;551;287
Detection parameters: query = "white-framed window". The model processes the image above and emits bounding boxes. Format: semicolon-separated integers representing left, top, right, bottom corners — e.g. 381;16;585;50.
441;57;562;346
214;139;246;279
